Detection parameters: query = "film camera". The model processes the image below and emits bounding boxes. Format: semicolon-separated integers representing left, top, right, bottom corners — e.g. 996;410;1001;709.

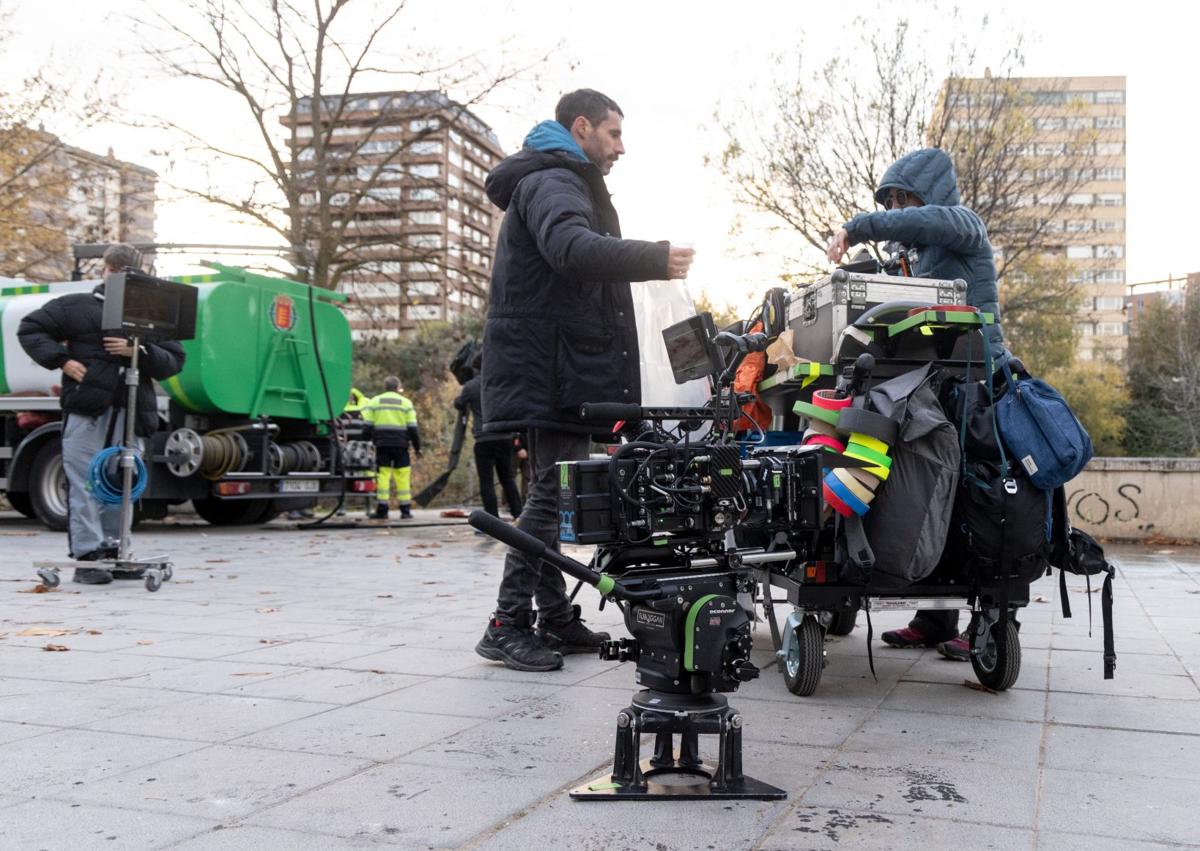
470;312;832;801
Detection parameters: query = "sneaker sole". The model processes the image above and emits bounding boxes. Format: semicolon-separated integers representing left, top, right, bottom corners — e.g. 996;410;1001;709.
474;639;562;672
936;646;971;662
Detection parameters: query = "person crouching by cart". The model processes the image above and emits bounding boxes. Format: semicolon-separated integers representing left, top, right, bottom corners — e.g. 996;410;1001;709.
826;148;1010;662
362;376;421;520
16;243;186;583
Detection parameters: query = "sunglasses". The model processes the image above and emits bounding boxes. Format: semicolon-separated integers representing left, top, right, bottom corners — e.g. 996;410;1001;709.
883;189;910;210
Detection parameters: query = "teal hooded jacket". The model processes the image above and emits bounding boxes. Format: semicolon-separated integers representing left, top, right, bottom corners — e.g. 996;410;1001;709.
844;148;1006;362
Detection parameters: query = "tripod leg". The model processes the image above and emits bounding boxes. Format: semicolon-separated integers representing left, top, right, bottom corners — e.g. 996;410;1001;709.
611;709;643;789
679;728;701;768
650;730;675;768
713;710;746;791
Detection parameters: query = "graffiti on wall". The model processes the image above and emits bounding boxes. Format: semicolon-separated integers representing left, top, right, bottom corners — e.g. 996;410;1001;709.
1067;483;1151;531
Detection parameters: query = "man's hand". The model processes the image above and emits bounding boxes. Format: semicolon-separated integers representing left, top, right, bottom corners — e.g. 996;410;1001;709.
826;228;851;264
62;359;87;382
103;337;135;357
666;245;695;280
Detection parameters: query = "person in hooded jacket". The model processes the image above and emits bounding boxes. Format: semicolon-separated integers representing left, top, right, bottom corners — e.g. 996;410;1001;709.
455;349;523;522
17;244;186;583
475;88;695;672
827;147;1009;661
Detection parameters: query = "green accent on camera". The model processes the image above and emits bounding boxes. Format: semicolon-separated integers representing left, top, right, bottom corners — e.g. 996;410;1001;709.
596;574;615;596
683;594;721;671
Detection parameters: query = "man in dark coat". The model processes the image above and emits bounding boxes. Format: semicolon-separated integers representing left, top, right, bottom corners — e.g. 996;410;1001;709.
475;88;695;671
827;147;1010;658
17;244;186;582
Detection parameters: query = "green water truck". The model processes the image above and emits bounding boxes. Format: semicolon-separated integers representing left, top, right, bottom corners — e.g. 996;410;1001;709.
0;264;375;529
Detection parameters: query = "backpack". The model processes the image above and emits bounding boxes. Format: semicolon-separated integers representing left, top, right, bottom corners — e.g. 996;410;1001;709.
1049;489;1117;679
449;339;481;386
996;363;1093;490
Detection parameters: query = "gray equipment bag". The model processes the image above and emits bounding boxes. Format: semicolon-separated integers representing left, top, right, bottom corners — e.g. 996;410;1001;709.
843;364;961;592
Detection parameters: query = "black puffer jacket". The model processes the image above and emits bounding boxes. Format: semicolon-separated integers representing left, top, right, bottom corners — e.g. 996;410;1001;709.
17;285;186;437
481;149;669;434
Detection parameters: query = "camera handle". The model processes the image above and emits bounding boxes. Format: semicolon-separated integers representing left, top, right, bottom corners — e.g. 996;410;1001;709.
467;510;661;603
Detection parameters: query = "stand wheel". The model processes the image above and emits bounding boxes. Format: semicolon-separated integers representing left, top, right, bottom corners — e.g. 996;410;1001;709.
970;614;1020;691
828;608;857;636
783;616;825;696
163;564;173;582
145;571;163;592
37;568;60;589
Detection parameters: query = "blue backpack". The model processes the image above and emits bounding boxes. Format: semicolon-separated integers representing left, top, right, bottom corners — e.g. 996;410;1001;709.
996;364;1093;490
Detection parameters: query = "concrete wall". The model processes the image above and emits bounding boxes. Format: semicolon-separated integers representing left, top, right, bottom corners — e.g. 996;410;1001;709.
1068;458;1200;542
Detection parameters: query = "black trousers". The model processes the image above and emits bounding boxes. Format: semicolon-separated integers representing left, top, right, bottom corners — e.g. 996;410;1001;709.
494;428;589;625
910;609;960;639
474;438;523;518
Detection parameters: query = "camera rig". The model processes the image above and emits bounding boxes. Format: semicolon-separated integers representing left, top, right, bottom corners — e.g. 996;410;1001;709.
470;317;871;801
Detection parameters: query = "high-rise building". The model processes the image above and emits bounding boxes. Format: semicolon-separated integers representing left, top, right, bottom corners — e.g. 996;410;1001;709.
939;75;1126;361
286;91;504;338
0;130;156;281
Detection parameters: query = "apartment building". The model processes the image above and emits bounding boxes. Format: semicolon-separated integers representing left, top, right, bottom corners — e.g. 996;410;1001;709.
0;131;156;281
940;75;1127;361
286;91;504;338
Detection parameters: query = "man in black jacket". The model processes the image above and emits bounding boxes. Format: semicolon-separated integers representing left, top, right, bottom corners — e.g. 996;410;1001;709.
475;89;694;671
17;244;185;583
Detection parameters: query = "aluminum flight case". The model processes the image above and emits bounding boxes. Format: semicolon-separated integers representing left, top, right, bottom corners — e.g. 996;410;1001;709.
787;269;966;363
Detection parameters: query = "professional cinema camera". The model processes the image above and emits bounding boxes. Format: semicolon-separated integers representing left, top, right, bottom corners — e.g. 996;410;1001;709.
470;312;853;801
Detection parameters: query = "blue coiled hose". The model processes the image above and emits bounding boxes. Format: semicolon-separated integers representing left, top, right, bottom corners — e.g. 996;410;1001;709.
88;446;148;505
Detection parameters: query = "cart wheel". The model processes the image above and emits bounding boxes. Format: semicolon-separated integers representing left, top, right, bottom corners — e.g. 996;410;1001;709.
828;608;857;636
970;615;1020;691
37;569;60;589
783;616;825;696
162;565;174;582
145;571;163;593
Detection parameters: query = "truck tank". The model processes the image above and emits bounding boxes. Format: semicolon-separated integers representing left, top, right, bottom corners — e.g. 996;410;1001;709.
0;266;351;422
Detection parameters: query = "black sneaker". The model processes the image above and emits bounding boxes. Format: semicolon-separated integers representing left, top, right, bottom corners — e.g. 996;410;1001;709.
536;604;611;655
74;547;115;562
399;507;413;520
371;505;389;520
72;568;113;585
475;612;563;672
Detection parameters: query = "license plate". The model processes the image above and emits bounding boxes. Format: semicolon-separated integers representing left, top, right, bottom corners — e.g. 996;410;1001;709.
279;479;320;493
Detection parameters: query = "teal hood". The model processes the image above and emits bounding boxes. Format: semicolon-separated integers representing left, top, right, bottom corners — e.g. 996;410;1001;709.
874;148;961;207
522;120;589;163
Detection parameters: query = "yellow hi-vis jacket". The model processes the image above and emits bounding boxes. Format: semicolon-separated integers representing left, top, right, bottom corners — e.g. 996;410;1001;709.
344;387;367;414
362;390;421;450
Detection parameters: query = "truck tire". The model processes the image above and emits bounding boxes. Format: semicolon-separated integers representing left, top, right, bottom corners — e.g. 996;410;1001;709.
192;497;277;526
29;440;69;531
6;491;36;519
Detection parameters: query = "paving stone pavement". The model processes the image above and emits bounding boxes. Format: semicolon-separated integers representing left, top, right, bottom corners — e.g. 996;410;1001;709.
0;509;1197;850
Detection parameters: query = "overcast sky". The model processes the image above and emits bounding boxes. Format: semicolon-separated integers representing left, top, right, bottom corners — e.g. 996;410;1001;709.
5;0;1196;313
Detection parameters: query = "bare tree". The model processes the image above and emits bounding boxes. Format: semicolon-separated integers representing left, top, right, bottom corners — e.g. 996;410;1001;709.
135;0;546;294
1126;295;1200;456
713;11;1098;350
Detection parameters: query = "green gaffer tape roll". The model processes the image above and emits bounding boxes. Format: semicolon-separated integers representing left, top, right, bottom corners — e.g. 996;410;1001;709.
794;400;841;427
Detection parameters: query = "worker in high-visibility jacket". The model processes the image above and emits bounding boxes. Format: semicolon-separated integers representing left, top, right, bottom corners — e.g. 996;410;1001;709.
361;376;421;520
344;387;367;414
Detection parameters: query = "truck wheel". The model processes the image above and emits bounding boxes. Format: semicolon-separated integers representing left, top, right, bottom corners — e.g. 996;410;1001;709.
29;440;69;531
783;616;826;697
6;491;36;519
828;608;857;636
192;497;276;526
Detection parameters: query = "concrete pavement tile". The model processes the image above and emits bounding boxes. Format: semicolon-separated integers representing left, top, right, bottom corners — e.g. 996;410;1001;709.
337;645;484;676
220;667;427;704
1051;631;1171;655
762;807;1033;850
231;705;481;761
0;718;56;745
1047;691;1200;736
0;728;207;796
880;680;1047;723
57;743;371;820
1043;724;1200;781
118;633;296;660
84;692;340;742
0;679;201;727
218;639;388;667
299;624;413;648
0;644;179;684
246;761;582;846
747;671;897;708
1047;664;1200;700
109;658;310;695
841;709;1044;771
356;674;564;718
1037;767;1200;846
0;799;219;851
1051;647;1189;677
166;824;375;850
1036;830;1193;850
735;697;872;749
799;751;1038;828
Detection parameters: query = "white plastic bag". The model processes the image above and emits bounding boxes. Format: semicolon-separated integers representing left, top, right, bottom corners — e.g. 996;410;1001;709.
630;280;711;407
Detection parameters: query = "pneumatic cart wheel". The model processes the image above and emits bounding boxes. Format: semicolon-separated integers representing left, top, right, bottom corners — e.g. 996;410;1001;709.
784;616;825;696
37;568;60;589
828;608;857;636
145;571;163;593
163;564;174;582
970;615;1021;691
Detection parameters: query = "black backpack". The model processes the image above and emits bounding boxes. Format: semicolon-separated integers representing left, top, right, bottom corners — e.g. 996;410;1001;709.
449;339;481;386
1050;489;1117;679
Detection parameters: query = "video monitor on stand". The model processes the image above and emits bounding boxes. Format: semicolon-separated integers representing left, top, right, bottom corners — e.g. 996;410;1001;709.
100;270;198;342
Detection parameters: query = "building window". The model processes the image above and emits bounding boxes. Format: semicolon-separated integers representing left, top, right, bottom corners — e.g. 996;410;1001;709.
1095;142;1124;155
1096;244;1123;259
408;281;440;296
409;188;440;201
408;163;439;178
1095;219;1124;232
1095;270;1126;284
1094;167;1124;181
410;140;444;155
366;187;402;202
405;233;442;248
1095;116;1124;129
410;118;440;132
360;139;401;154
1096;322;1125;336
407;304;442;320
1064;220;1093;233
1066;193;1093;206
1064;116;1091;130
1095;90;1125;104
1066;245;1094;259
1035;117;1065;131
407;210;442;225
1094;296;1124;311
1096;193;1125;207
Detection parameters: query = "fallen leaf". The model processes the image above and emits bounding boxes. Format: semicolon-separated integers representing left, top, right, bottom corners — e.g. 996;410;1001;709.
1071;587;1102;594
408;542;441;549
136;640;154;646
86;629;103;635
256;607;279;613
1033;595;1049;603
20;585;58;594
43;644;70;652
440;508;468;518
962;680;997;694
18;627;72;637
204;559;229;563
259;639;284;645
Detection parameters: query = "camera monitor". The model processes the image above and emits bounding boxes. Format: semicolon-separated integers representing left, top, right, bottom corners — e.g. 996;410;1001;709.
662;312;720;384
101;271;198;342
